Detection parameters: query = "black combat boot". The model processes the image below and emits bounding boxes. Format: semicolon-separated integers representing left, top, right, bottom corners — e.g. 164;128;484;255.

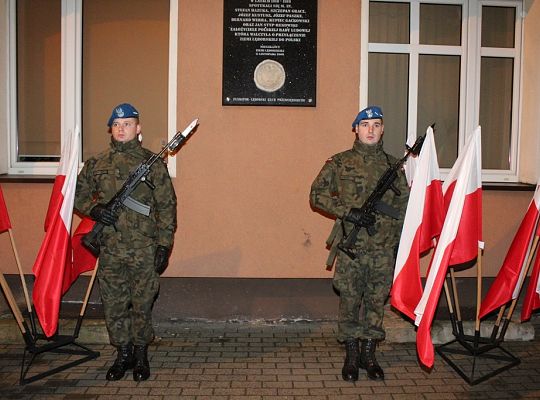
359;339;384;381
133;345;150;381
341;338;360;382
106;344;134;381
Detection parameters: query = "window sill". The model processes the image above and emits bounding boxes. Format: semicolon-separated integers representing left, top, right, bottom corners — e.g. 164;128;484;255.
0;174;55;183
483;182;536;191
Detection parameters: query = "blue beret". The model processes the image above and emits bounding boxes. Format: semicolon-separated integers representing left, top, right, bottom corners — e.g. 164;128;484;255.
352;106;383;128
107;103;140;127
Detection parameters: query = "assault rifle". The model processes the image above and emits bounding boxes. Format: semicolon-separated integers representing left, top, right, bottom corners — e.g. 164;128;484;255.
82;118;199;256
337;134;425;259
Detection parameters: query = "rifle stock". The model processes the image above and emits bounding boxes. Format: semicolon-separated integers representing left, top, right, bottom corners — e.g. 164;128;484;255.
82;222;105;256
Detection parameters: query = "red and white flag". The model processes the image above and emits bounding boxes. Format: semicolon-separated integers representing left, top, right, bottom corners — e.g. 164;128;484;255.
0;184;12;233
32;128;80;337
521;229;540;321
414;127;482;368
479;179;540;319
391;127;444;320
441;127;483;266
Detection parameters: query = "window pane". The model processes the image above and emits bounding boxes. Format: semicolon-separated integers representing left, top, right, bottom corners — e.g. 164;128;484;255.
82;0;169;161
418;55;460;168
368;53;409;158
369;2;410;44
482;6;515;48
420;4;461;46
17;0;61;161
479;57;513;170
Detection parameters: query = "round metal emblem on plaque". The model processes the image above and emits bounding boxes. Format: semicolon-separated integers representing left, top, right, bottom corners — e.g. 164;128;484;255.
254;59;286;93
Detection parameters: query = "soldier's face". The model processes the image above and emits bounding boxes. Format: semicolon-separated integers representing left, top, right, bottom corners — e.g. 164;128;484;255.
356;119;384;145
110;118;141;142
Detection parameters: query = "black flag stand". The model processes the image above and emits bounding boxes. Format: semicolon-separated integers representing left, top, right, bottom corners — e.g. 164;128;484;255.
435;247;526;385
435;310;520;385
1;227;100;385
19;331;100;385
17;262;101;384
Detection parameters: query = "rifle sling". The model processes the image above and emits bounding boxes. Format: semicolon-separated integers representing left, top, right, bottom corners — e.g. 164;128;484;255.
325;218;344;269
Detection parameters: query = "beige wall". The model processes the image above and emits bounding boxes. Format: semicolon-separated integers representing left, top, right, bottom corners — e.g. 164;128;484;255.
520;0;540;184
0;0;539;280
172;0;362;277
0;183;533;279
0;1;8;174
0;0;7;174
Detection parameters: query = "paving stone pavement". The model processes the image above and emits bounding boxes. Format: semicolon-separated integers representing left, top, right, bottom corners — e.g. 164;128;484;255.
0;318;539;400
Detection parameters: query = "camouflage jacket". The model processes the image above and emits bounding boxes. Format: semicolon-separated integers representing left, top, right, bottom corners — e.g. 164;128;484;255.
310;139;409;251
74;138;177;250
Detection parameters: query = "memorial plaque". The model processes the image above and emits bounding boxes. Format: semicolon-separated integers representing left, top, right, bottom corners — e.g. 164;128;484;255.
223;0;317;106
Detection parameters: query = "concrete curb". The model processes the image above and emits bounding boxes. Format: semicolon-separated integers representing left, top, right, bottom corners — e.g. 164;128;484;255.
0;310;534;345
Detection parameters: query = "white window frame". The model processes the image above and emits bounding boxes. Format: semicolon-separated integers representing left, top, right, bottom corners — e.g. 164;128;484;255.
2;0;179;177
360;0;523;183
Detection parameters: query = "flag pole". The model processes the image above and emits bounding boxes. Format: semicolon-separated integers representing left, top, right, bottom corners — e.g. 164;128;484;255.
8;229;36;331
443;278;461;336
475;247;482;332
488;305;506;342
74;260;99;337
0;271;29;338
449;268;462;320
503;236;539;324
488;235;538;342
494;305;506;328
449;267;463;335
0;271;35;348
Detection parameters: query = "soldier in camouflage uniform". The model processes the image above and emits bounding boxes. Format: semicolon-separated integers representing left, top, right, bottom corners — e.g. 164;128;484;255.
74;103;177;382
310;106;409;382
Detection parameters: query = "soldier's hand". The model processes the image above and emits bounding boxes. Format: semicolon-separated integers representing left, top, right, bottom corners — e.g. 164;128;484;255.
89;204;118;226
346;208;376;227
154;245;170;275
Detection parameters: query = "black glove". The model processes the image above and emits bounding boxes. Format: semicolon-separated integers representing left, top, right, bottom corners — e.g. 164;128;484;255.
89;204;118;226
154;245;170;275
345;208;376;227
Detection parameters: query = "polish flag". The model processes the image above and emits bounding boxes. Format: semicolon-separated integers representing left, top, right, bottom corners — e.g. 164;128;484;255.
479;179;540;319
521;233;540;321
32;128;80;337
414;127;482;368
0;185;12;233
391;127;444;320
441;126;483;267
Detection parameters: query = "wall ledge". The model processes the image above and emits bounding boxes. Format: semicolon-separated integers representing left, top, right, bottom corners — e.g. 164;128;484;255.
0;174;55;183
483;182;536;191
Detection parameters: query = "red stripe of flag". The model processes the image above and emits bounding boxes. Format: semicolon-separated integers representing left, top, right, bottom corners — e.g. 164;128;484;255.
521;235;540;321
66;217;97;292
0;185;12;233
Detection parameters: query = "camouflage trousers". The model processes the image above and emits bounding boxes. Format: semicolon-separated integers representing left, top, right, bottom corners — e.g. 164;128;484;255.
97;245;159;346
333;248;394;342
